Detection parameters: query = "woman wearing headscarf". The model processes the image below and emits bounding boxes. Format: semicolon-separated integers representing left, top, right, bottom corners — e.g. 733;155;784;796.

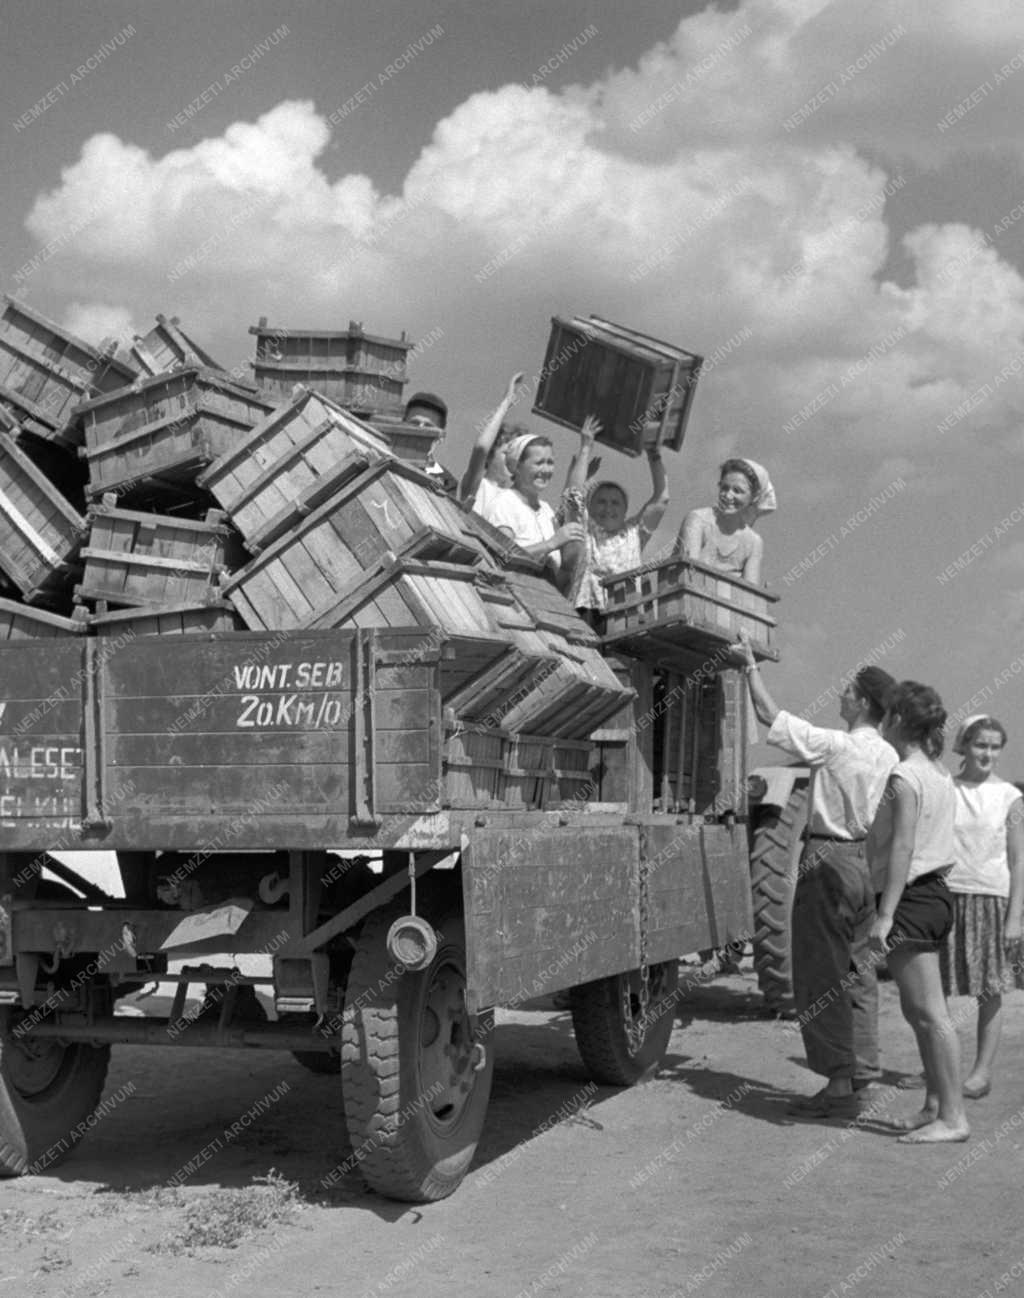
477;428;586;579
938;714;1024;1099
676;457;777;584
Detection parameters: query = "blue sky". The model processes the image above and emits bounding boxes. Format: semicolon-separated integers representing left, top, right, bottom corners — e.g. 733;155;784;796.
4;0;1024;771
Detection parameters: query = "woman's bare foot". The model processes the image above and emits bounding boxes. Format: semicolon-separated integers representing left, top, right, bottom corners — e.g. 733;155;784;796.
890;1107;937;1132
897;1119;970;1144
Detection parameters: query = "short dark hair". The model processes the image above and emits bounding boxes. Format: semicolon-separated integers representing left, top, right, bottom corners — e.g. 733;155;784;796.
853;666;895;723
886;681;947;759
404;391;448;428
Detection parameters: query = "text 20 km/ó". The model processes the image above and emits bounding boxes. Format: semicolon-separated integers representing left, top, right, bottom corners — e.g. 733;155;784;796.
236;692;349;728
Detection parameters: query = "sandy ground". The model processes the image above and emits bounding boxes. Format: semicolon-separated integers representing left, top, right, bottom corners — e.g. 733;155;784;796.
2;965;1023;1298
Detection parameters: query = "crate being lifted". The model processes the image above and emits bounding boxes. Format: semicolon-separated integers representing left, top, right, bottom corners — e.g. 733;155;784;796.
77;497;243;609
76;366;275;503
249;317;412;413
0;296;138;448
197;387;392;551
532;315;702;457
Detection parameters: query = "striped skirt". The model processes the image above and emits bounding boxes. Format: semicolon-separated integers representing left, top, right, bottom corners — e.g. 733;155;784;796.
940;892;1024;998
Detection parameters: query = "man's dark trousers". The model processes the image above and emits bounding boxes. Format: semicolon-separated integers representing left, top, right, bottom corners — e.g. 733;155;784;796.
791;838;880;1083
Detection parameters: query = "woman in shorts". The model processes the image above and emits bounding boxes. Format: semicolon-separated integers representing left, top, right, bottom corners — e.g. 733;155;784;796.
868;681;969;1144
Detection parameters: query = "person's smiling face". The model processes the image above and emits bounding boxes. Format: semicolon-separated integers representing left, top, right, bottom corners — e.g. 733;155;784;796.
589;484;628;531
717;471;753;514
514;442;554;496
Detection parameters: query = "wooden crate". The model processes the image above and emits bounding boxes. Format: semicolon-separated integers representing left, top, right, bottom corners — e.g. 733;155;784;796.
444;581;559;724
501;569;600;645
442;721;508;808
77;499;242;608
551;737;597;805
197;388;392;550
76;366;275;501
501;733;555;809
442;573;630;739
649;659;748;818
89;601;244;636
482;567;628;739
602;557;778;662
220;455;488;630
0;432;86;603
367;415;440;466
0;296;137;446
130;314;227;376
442;723;594;811
0;596;86;640
532;315;702;457
249;318;411;411
497;635;633;739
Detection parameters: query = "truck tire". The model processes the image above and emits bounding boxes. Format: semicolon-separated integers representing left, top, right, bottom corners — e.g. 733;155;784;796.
341;909;493;1202
0;1011;111;1176
570;960;679;1086
750;785;809;1016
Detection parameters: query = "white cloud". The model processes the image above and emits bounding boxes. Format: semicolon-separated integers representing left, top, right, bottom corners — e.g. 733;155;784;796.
61;301;135;349
18;0;1024;486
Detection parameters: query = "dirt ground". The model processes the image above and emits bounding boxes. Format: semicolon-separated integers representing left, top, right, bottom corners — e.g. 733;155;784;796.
3;965;1023;1298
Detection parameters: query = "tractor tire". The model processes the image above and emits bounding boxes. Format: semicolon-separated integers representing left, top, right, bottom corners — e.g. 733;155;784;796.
0;1010;111;1176
341;909;493;1203
750;785;809;1016
570;960;679;1086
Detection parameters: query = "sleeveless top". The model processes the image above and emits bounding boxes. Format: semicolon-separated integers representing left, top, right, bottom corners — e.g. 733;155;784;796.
684;507;757;575
947;777;1023;897
891;751;956;884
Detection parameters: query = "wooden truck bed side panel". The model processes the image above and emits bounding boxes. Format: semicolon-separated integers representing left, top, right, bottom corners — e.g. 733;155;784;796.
462;825;639;1009
0;629;444;850
641;820;752;958
462;818;752;1010
0;639;85;836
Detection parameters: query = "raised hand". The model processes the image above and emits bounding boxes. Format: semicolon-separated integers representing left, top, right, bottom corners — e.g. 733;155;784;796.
580;414;602;442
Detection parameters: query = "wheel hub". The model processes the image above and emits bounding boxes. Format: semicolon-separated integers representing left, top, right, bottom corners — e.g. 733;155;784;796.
5;1032;66;1097
418;962;476;1129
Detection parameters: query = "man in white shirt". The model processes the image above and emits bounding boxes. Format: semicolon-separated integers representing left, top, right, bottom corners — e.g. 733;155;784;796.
735;635;897;1117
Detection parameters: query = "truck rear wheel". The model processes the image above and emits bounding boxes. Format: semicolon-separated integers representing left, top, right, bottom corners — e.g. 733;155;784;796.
341;909;493;1202
0;1012;111;1176
570;960;679;1086
750;786;808;1016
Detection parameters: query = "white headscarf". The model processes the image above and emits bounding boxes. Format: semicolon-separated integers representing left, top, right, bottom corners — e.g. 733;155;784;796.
953;713;999;755
504;433;544;478
736;458;777;518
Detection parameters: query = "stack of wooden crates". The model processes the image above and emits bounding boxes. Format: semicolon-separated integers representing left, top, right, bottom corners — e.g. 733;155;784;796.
0;299;631;814
0;297;776;822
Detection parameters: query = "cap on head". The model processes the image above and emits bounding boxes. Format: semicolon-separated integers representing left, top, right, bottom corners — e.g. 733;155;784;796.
404;391;448;429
